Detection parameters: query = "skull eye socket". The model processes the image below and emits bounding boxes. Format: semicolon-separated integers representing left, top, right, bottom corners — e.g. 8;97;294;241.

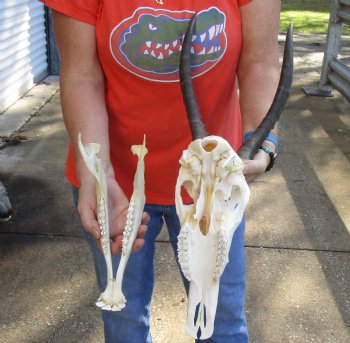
180;181;195;203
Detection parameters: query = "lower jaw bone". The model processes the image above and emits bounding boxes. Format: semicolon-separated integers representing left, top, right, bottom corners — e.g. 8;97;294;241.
175;136;250;339
78;134;147;311
113;136;148;310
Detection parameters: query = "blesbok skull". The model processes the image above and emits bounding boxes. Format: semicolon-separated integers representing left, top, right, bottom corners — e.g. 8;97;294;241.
175;136;250;339
176;15;293;339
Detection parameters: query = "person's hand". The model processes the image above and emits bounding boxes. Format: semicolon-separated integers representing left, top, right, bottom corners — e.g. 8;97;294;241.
242;141;276;183
77;163;149;255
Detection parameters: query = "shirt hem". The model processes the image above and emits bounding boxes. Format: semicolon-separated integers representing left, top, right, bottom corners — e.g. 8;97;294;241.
238;0;253;7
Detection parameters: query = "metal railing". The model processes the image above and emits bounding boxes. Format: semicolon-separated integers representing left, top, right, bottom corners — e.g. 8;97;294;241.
303;0;350;102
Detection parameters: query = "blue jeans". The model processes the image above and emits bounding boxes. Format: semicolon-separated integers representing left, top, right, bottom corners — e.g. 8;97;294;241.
73;189;248;342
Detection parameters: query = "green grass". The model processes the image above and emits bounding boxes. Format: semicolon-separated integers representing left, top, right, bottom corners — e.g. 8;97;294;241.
280;0;350;36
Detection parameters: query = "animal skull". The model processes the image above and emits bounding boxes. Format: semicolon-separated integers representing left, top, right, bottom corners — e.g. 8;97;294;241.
177;14;293;339
175;135;250;339
78;134;147;311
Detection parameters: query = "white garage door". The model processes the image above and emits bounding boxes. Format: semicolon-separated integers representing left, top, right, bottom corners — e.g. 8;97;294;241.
0;0;48;113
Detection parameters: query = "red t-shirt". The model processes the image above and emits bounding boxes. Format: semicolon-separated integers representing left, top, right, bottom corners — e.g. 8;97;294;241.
41;0;252;204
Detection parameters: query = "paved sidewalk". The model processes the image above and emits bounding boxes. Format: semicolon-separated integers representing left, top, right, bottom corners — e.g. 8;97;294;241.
0;34;349;343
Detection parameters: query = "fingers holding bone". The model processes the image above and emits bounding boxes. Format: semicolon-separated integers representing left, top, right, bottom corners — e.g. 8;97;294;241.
109;211;149;255
78;186;101;240
242;149;271;182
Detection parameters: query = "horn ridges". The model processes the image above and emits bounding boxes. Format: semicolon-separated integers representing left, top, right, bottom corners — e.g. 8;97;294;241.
179;14;208;140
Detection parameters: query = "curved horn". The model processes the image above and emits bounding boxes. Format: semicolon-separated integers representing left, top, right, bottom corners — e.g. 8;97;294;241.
179;14;208;140
238;24;294;160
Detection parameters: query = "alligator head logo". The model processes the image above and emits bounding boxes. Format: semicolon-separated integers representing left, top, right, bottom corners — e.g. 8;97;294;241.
110;7;227;82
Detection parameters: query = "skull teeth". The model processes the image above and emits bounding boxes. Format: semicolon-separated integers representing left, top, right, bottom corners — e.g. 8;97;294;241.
213;229;229;281
177;226;192;281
